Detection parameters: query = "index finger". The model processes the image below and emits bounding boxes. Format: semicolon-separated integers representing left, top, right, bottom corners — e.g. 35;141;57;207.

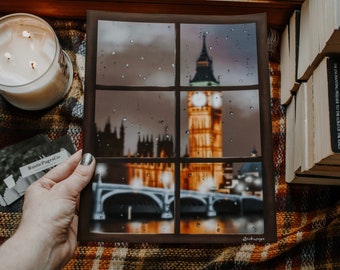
59;153;96;194
42;150;83;183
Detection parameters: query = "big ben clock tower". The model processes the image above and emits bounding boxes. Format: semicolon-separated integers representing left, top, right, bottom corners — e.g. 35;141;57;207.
187;34;224;191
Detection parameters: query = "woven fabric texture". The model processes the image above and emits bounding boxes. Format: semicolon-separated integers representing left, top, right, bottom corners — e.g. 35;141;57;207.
0;19;339;270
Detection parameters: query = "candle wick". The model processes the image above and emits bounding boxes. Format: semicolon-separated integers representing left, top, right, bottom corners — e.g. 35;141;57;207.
4;52;11;61
23;31;32;39
30;61;36;70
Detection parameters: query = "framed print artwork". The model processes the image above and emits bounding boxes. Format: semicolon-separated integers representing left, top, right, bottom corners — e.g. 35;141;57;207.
79;10;276;244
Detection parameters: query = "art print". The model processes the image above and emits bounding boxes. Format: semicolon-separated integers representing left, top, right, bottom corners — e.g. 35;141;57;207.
80;10;276;243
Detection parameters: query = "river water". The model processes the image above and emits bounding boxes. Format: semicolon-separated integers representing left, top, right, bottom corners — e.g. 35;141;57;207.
91;214;264;235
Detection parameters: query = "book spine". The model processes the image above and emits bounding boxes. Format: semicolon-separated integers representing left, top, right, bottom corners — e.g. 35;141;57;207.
327;57;340;153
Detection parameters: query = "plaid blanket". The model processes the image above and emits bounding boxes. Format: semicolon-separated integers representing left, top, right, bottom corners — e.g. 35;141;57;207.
0;19;339;270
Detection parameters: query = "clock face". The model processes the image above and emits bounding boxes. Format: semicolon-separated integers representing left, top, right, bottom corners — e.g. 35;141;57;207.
192;92;207;107
211;92;223;109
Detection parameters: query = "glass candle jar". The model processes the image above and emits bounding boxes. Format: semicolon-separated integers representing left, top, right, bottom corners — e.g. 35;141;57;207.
0;13;73;110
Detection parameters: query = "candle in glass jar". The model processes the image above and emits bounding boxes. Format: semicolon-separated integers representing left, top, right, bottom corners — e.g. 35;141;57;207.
0;13;73;110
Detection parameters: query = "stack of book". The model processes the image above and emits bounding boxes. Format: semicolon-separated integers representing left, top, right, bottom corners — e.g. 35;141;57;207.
297;0;340;82
282;0;340;185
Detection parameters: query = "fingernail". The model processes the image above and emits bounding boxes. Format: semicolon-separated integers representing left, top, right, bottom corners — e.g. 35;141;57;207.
81;153;93;166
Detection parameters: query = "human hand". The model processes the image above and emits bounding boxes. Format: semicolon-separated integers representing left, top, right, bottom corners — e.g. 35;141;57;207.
0;150;95;270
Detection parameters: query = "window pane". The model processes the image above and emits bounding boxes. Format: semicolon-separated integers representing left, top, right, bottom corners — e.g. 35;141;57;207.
95;90;175;157
91;161;175;234
180;162;264;234
97;20;176;86
180;90;261;157
180;23;258;86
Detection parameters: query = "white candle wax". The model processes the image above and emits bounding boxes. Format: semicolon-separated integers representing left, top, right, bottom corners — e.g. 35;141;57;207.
0;13;73;110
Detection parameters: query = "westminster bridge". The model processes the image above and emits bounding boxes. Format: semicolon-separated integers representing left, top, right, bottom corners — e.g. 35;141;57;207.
92;180;263;221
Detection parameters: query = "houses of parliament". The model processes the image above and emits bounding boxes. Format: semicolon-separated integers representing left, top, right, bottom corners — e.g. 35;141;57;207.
96;34;233;193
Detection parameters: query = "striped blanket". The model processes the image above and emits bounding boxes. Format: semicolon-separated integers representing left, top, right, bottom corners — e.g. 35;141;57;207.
0;19;339;270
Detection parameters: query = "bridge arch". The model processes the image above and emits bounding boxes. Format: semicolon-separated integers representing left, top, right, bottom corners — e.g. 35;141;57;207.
101;189;164;209
101;190;165;219
179;195;208;215
179;195;207;205
212;198;241;214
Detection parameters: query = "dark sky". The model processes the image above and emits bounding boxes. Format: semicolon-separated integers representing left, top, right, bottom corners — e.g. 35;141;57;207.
95;20;261;157
96;21;258;86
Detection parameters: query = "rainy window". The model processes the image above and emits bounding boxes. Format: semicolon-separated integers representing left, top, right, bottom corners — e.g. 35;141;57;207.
180;23;258;86
81;11;276;244
96;21;176;87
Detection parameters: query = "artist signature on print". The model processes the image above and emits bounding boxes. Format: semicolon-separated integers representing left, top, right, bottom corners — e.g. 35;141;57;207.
242;236;265;242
